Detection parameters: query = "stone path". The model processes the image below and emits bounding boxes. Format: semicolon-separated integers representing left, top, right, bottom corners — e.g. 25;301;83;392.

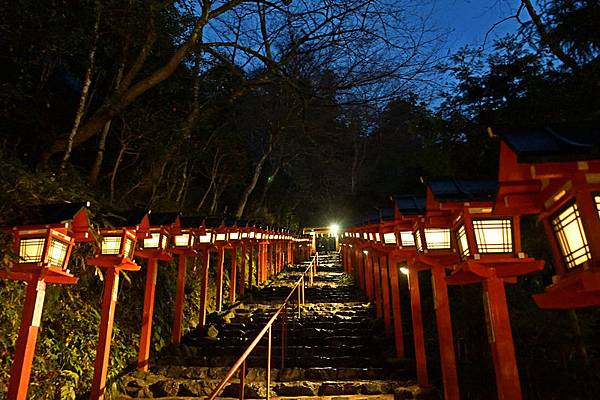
118;253;434;399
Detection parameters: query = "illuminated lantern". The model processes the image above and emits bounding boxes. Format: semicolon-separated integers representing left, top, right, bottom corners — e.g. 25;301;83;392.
422;177;542;400
391;195;434;390
2;202;91;400
170;216;202;346
492;127;600;309
224;218;240;303
86;211;147;399
135;212;180;372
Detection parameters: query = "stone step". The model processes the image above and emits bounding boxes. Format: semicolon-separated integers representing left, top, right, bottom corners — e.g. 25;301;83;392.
150;366;411;382
156;354;387;368
121;373;417;399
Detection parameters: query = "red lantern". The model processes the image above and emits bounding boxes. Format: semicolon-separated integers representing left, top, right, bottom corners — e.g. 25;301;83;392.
493;127;600;309
2;202;91;400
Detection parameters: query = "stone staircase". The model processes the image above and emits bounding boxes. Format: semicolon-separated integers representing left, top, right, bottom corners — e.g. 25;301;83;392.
118;253;434;399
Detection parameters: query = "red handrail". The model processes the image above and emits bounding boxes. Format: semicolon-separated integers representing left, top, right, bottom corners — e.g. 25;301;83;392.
207;253;318;400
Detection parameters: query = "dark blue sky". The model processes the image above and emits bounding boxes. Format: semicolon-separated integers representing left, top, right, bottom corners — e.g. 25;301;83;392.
431;0;523;52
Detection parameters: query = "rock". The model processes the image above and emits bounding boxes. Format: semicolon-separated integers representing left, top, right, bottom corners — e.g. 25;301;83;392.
319;382;362;396
413;386;440;399
178;380;203;396
278;367;305;381
305;367;338;380
274;381;319;397
149;380;180;397
207;324;219;338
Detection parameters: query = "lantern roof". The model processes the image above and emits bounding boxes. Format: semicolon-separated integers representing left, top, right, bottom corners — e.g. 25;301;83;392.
148;211;180;227
496;126;600;163
204;216;223;228
14;201;90;227
379;207;395;221
427;177;498;203
366;212;380;225
96;210;149;229
179;215;205;229
391;195;425;215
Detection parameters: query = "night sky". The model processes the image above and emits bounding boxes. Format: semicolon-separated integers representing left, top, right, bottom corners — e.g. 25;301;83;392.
431;0;522;52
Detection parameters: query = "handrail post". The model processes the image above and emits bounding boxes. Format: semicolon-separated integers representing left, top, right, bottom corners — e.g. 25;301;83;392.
266;326;272;400
281;306;287;370
301;276;305;306
297;284;301;319
239;360;246;400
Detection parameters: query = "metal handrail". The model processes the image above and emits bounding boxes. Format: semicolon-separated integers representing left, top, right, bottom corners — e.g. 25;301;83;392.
207;252;319;400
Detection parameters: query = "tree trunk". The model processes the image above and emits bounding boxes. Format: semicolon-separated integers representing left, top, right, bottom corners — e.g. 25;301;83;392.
59;10;100;172
89;51;127;184
39;2;217;167
110;142;127;202
235;147;271;219
521;0;579;71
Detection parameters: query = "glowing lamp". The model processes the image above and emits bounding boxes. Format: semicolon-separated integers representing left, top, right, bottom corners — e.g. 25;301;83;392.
492;127;600;308
550;202;590;269
142;231;169;250
198;230;214;244
398;231;415;247
383;233;396;244
400;267;409;275
100;230;136;259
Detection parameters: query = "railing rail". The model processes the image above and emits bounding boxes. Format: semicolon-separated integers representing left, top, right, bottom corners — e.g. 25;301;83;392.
207;252;319;400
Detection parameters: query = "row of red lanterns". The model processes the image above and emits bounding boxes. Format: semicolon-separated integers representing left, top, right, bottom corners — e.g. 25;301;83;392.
1;208;310;400
340;127;600;400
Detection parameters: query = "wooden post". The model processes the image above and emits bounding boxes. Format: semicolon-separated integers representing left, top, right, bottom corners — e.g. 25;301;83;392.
483;276;522;400
91;268;119;400
240;243;247;296
138;258;158;371
380;254;392;337
7;279;46;400
408;268;429;387
172;255;186;345
373;253;383;319
229;247;237;303
388;258;405;358
431;266;460;400
249;243;254;289
199;250;210;328
365;252;374;300
216;246;225;312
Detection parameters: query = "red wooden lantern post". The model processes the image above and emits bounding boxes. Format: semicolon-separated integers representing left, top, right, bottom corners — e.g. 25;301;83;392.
391;196;428;382
430;178;544;400
407;185;462;400
2;203;91;400
170;216;203;345
135;212;180;372
493;128;600;309
237;221;251;295
87;211;149;399
196;221;216;328
211;218;230;312
226;219;241;303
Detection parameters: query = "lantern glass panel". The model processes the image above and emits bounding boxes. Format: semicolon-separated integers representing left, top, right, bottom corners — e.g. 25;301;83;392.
143;233;161;249
456;225;470;258
399;231;415;247
241;232;248;239
19;238;45;263
250;231;256;239
552;203;591;269
230;232;240;240
383;233;396;244
47;238;69;268
123;237;135;259
595;195;600;219
174;234;190;247
199;233;212;243
160;234;169;249
424;228;451;250
414;230;423;252
101;236;122;255
375;233;381;242
473;218;513;253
